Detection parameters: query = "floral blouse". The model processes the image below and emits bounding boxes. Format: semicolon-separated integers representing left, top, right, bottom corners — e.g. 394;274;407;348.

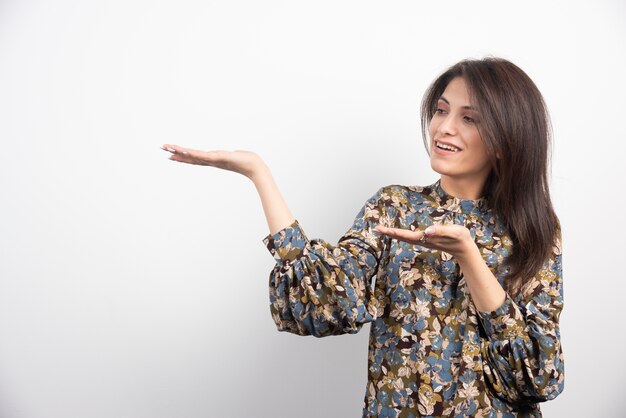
263;182;564;417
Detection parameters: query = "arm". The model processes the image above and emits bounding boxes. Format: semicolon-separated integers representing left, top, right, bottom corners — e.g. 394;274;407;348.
163;144;389;337
376;224;564;403
452;230;564;403
375;224;506;311
266;189;390;337
250;164;295;235
477;244;564;403
446;229;564;403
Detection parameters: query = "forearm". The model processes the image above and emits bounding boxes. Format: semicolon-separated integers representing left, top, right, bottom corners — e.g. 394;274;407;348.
456;246;506;313
264;189;387;337
250;164;295;235
478;250;565;402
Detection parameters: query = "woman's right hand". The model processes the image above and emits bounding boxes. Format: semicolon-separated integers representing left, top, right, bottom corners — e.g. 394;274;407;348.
161;144;267;180
162;143;294;233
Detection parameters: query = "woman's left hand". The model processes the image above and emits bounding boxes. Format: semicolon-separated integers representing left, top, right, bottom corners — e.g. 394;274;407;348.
374;224;478;262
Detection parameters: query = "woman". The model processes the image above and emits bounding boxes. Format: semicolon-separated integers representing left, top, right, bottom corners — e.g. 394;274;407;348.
162;57;564;417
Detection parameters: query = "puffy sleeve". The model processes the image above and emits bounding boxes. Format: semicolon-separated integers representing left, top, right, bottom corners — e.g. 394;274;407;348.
263;189;390;337
479;240;564;404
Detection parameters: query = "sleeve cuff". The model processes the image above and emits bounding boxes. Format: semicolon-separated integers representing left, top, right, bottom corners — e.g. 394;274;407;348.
262;220;309;263
478;296;526;340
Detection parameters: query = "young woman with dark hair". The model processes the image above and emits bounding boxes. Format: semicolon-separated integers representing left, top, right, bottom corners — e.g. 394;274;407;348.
162;57;564;417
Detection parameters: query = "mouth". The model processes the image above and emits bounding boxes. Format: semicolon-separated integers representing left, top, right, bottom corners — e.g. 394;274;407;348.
434;140;462;153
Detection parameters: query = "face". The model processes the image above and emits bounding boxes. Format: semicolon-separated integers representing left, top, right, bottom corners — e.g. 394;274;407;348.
428;77;492;196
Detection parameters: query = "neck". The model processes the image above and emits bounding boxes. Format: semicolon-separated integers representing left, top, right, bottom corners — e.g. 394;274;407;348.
440;175;486;200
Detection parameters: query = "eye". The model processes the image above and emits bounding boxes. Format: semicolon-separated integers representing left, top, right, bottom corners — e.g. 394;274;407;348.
435;108;447;115
463;115;477;124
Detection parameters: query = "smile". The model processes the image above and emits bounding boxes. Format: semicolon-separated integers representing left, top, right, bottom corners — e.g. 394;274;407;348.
435;141;461;152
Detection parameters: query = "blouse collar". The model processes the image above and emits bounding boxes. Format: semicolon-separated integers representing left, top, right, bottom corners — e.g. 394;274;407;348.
432;180;488;215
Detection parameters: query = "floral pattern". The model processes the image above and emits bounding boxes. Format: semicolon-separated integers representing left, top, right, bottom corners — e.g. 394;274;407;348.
264;182;564;417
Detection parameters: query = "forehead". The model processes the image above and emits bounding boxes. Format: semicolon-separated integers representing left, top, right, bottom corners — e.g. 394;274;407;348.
440;77;472;106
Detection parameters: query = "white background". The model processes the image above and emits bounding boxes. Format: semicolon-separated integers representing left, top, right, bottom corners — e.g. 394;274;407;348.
0;1;624;417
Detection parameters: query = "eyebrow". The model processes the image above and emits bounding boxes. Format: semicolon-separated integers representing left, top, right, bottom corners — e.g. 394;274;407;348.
439;96;476;110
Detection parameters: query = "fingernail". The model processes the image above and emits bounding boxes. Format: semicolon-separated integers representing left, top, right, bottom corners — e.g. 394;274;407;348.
167;147;176;153
182;151;188;155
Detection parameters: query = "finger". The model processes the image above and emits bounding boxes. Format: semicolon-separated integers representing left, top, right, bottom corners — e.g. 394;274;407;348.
424;224;469;241
161;144;177;154
167;146;220;167
167;148;229;167
424;225;437;238
167;149;203;165
161;144;181;152
161;144;190;158
174;155;209;167
375;226;427;244
168;152;188;162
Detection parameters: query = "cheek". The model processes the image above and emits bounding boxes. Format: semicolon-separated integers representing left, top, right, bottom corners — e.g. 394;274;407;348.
477;140;491;162
467;132;488;155
428;120;438;138
470;143;492;169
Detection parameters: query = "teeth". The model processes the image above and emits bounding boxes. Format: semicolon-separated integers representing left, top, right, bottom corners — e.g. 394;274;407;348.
436;141;460;152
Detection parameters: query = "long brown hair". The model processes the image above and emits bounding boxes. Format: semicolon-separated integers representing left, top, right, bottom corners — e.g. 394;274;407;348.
421;57;560;296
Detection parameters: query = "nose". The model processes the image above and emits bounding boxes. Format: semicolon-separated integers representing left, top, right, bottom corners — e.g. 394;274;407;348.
437;114;457;136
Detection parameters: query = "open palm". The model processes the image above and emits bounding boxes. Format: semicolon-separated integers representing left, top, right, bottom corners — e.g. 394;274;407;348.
162;144;264;179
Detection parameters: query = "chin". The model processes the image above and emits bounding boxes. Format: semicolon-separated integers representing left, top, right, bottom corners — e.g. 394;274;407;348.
429;159;452;176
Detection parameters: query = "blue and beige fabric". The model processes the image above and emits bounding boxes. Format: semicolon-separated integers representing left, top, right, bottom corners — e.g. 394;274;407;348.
264;181;564;418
